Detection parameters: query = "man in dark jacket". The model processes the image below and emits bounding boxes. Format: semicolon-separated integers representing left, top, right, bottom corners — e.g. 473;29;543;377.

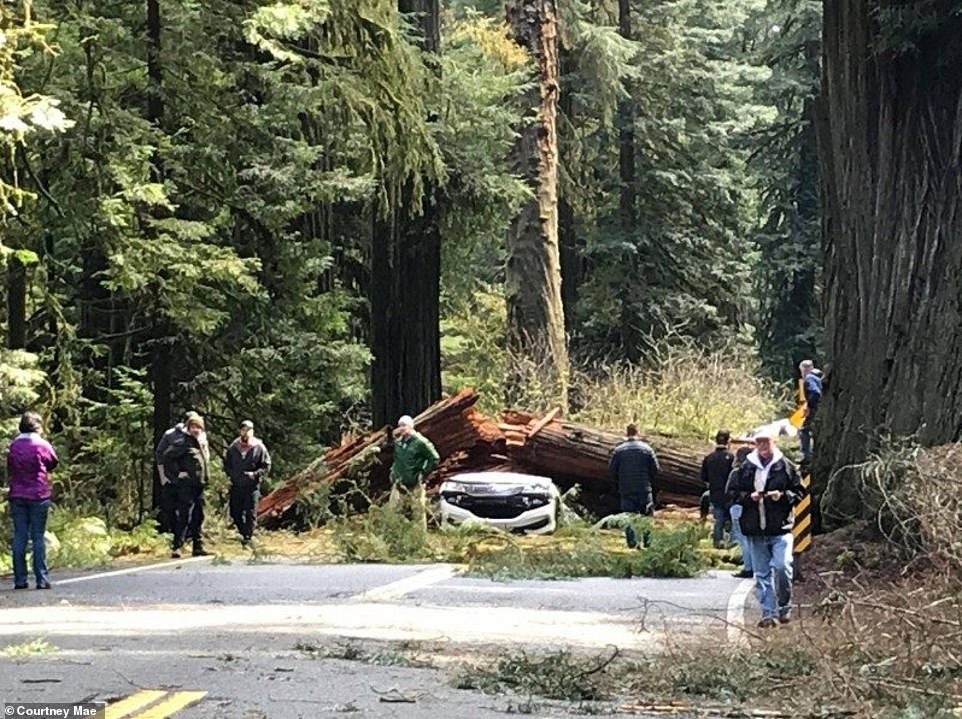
154;411;202;533
701;429;734;549
725;444;754;579
798;360;822;462
223;419;272;547
163;414;210;558
608;424;659;548
728;429;806;627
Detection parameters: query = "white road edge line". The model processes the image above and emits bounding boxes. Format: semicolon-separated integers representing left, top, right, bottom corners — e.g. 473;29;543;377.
726;578;754;646
354;565;462;602
57;556;213;585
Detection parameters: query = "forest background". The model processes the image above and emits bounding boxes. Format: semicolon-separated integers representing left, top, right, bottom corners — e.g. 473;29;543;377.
0;0;947;533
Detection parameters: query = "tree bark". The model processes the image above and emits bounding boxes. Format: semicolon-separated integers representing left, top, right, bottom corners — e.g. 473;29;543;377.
557;47;580;335
816;2;962;524
370;0;442;427
505;0;569;408
7;254;26;350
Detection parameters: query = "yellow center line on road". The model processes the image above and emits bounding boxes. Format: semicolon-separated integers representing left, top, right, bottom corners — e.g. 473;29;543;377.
130;690;207;718
104;689;168;718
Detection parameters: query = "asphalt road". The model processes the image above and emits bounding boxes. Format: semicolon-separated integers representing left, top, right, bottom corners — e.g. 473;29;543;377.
0;558;753;718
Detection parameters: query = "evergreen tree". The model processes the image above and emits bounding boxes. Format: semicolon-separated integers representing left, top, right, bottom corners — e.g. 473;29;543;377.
817;1;962;524
504;0;569;409
750;0;821;379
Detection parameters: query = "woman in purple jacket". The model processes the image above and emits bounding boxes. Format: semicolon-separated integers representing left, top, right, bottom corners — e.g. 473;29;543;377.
7;412;58;589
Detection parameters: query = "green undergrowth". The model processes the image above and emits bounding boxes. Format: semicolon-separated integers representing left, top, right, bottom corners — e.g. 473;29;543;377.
0;506;169;572
2;638;58;658
328;504;710;579
465;520;707;580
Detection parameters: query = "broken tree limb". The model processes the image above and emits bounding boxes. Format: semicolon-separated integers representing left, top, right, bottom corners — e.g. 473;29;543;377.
256;388;501;526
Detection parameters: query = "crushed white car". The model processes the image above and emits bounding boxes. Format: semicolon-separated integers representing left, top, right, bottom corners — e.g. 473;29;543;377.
437;471;560;534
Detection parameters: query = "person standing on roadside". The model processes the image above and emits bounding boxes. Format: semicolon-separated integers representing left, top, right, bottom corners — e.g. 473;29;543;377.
725;443;754;579
608;424;659;548
798;360;822;463
155;411;204;532
700;429;734;549
389;415;439;530
6;412;58;590
728;428;805;628
224;420;271;547
163;414;210;558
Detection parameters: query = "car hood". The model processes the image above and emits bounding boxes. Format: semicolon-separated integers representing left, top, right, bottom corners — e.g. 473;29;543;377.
440;472;556;496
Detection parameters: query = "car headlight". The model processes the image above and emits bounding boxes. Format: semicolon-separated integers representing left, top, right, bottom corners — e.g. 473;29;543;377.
441;481;471;494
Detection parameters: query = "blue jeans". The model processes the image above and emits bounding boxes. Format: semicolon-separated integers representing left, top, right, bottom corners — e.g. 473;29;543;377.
748;533;793;619
10;498;51;587
711;504;728;547
729;504;752;573
799;420;813;461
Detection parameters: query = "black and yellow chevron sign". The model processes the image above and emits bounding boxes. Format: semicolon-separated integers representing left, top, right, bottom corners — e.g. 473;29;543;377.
793;473;813;553
105;689;207;719
790;377;813;554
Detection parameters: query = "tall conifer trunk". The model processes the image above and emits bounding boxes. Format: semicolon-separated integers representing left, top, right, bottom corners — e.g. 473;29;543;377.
558;47;580;335
816;2;962;523
370;0;442;427
505;0;568;408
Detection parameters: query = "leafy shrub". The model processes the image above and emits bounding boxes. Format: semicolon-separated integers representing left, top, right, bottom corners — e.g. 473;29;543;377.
331;503;430;563
466;521;707;580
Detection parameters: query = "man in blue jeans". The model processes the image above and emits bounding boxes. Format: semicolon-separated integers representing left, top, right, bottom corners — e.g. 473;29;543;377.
728;428;806;627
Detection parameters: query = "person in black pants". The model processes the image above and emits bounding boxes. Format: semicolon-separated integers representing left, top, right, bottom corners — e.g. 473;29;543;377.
609;424;660;548
223;419;272;546
701;429;734;549
155;411;203;534
163;414;210;558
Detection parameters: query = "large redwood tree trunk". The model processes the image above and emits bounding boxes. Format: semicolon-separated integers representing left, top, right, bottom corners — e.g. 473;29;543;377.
370;0;442;427
816;2;962;524
505;0;569;408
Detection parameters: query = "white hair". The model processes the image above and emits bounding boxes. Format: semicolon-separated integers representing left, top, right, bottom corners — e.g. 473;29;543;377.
798;359;814;371
397;415;414;428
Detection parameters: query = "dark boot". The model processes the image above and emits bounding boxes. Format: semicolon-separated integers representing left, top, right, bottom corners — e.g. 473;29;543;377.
192;542;210;557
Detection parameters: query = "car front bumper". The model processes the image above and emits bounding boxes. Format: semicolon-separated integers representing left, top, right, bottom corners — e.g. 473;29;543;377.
438;498;557;534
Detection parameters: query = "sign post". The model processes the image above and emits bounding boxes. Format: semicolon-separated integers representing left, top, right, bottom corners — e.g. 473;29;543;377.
789;379;813;579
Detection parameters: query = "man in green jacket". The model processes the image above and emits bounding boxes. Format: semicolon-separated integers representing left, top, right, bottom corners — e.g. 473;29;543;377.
389;415;439;529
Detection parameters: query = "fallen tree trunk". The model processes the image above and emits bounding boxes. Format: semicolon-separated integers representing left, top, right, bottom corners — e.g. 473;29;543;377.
257;389;708;527
515;420;705;516
257;388;502;526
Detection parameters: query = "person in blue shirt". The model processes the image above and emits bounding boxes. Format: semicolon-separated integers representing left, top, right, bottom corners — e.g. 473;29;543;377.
798;360;822;462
